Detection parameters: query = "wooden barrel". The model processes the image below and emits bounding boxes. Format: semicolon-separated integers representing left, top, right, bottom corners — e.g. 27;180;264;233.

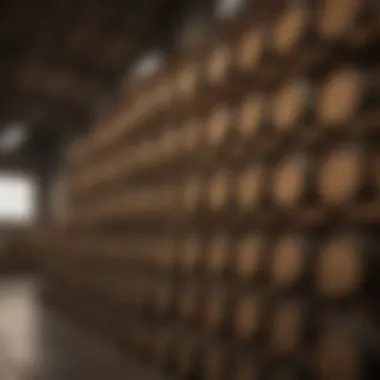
159;128;180;162
181;234;202;273
182;175;203;215
269;300;306;355
205;233;231;277
154;281;174;316
203;286;228;334
236;164;265;210
206;105;231;149
178;282;201;324
177;62;199;100
270;234;307;289
272;79;313;131
152;327;175;370
315;233;364;298
235;26;266;74
317;327;360;380
233;355;260;380
128;142;147;172
176;337;201;378
234;233;264;281
208;169;231;213
203;345;229;380
316;68;363;126
233;292;264;342
268;365;308;380
207;43;233;86
155;237;175;273
161;185;178;216
316;144;364;205
271;1;313;55
181;118;202;154
272;153;310;207
317;0;367;41
238;93;267;138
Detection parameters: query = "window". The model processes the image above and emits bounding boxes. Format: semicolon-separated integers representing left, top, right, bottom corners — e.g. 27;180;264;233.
0;172;37;225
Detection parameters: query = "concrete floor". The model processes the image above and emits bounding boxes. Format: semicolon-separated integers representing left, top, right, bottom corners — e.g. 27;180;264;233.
0;277;168;380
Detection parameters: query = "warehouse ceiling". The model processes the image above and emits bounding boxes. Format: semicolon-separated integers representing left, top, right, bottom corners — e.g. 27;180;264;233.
0;0;201;165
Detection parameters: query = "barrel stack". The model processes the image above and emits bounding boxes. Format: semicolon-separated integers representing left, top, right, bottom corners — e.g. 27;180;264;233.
37;1;380;379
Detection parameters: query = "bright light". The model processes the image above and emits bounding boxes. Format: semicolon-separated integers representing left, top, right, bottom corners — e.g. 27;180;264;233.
0;173;37;225
0;122;28;154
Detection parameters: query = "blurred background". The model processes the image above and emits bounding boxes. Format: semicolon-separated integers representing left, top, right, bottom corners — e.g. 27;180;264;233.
0;0;380;379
